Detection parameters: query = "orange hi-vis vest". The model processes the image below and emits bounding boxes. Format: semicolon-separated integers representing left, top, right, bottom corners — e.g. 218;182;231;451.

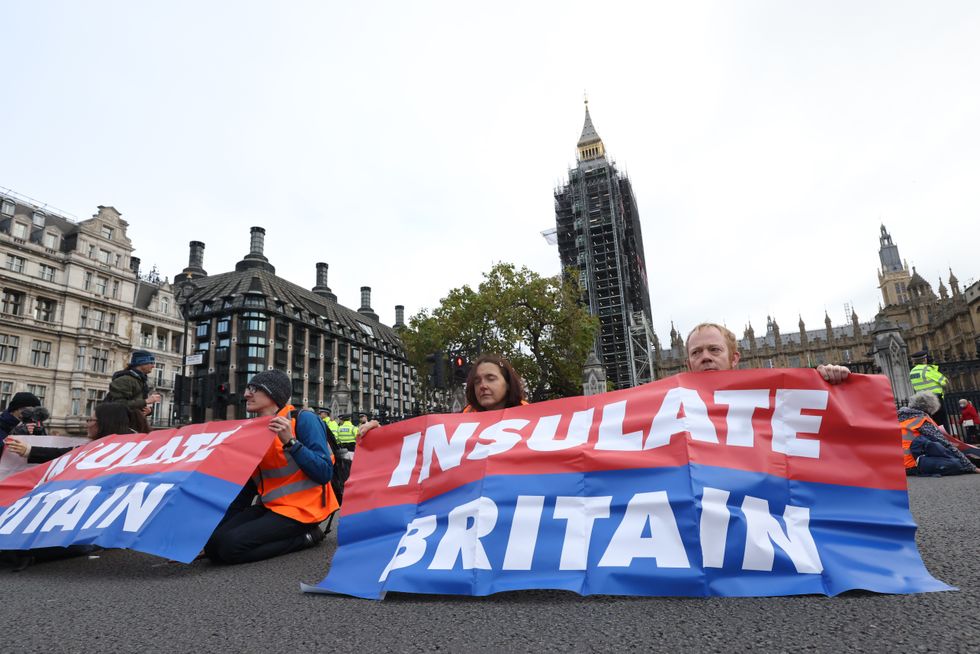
251;404;339;524
899;414;937;469
462;400;530;413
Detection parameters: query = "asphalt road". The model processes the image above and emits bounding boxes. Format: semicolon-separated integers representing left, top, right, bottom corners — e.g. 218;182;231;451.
3;475;978;654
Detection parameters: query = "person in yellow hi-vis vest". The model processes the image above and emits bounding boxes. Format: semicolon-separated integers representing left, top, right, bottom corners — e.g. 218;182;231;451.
318;407;339;439
909;350;950;430
205;369;338;564
336;415;357;451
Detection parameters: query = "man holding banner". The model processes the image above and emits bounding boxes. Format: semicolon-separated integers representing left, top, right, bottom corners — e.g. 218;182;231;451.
309;319;949;599
204;370;338;564
685;322;850;383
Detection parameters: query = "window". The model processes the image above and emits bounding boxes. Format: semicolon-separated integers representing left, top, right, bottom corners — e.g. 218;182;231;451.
88;244;96;259
196;321;210;338
107;312;117;333
5;255;25;273
80;307;88;327
111;280;119;299
0;334;19;363
98;249;111;264
38;264;56;282
1;290;24;315
90;308;105;331
34;298;56;322
161;297;170;314
0;380;11;410
86;389;105;415
11;222;27;239
95;276;108;295
26;384;46;405
91;348;109;373
101;225;113;240
84;272;93;291
75;345;87;370
70;388;82;416
0;199;13;216
43;232;59;250
31;339;52;367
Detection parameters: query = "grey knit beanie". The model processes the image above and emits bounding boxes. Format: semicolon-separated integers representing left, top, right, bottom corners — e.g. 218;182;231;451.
248;370;292;408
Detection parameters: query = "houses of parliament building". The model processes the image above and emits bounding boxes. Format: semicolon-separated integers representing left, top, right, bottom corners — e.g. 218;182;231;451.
654;225;980;393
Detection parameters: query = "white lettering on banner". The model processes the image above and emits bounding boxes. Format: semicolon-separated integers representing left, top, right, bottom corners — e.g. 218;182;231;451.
74;426;244;472
646;388;718;449
699;487;732;567
40;486;101;532
468;419;528;461
419;423;479;483
430;497;498;570
713;390;770;447
378;488;822;578
554;496;611;570
741;496;822;573
502;495;545;570
23;489;75;533
0;482;176;537
596;401;643;451
387;387;830;487
389;432;422;487
379;515;437;582
598;491;690;568
771;390;827;459
526;409;593;452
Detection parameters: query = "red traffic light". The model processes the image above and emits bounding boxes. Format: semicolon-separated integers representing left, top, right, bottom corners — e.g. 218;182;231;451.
452;355;465;368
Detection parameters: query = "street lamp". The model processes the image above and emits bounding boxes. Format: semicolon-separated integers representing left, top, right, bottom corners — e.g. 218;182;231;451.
175;279;197;425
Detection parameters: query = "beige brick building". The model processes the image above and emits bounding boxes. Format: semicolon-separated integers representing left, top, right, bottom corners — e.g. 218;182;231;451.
0;192;182;434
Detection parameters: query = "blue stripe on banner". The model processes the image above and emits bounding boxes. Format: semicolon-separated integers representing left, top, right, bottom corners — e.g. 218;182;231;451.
0;470;242;563
317;464;951;599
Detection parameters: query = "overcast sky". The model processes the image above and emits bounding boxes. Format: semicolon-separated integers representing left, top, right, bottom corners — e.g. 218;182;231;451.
2;1;978;344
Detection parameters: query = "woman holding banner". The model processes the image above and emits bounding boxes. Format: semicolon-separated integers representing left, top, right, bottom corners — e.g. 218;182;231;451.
204;369;337;565
462;354;528;413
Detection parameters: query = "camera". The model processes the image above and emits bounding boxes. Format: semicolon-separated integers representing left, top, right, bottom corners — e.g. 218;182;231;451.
18;407;51;423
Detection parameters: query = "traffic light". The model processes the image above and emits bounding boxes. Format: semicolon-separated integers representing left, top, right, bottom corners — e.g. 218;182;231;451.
425;351;446;389
450;354;469;384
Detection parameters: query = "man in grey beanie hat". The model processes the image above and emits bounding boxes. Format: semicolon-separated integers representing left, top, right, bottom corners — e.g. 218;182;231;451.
204;368;336;565
244;370;292;409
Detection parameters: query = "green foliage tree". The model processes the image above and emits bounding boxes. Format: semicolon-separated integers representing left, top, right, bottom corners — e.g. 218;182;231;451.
401;263;599;405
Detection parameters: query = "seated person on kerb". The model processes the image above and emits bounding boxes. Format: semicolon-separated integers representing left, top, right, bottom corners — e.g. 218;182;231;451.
686;322;850;384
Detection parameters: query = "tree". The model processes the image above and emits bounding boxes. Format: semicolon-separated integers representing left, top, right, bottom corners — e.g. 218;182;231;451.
400;263;599;405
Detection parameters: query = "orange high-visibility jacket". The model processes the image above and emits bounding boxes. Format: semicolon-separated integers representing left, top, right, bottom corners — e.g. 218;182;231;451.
899;414;936;469
252;404;339;523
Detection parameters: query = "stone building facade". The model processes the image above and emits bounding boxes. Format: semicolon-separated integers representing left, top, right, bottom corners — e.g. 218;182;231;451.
0;192;182;433
653;225;980;393
173;227;415;423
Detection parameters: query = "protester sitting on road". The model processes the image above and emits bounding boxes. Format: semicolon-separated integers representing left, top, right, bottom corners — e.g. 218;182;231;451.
685;323;851;383
463;354;529;412
959;398;980;443
204;369;337;565
4;402;135;464
900;391;979;476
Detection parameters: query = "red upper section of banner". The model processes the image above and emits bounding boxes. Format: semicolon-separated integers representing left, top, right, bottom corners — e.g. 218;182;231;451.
0;418;275;505
343;370;905;516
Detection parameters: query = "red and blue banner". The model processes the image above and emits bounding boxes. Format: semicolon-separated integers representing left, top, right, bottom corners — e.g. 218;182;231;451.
0;419;274;563
310;370;951;599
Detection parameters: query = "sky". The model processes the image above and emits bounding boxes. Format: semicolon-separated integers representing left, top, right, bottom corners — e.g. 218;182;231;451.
2;1;979;344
